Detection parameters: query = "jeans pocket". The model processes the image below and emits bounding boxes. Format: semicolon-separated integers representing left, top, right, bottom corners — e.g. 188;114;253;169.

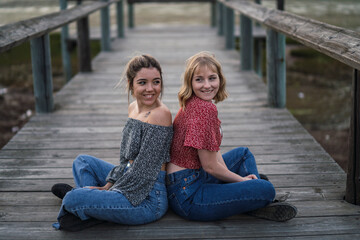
168;192;190;218
169;172;201;217
180;171;201;197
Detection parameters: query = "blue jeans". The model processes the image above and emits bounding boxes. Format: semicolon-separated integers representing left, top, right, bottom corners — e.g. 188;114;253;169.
53;155;168;229
166;147;275;221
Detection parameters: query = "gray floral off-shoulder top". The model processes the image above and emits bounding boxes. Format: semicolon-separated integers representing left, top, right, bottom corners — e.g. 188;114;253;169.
106;118;173;206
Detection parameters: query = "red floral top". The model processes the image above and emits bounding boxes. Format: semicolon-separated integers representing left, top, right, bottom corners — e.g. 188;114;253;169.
170;95;222;169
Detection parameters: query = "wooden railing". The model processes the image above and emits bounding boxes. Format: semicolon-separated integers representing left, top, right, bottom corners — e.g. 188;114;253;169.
0;0;124;113
215;0;360;205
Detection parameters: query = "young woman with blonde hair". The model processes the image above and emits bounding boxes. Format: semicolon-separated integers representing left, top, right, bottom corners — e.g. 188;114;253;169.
166;51;297;222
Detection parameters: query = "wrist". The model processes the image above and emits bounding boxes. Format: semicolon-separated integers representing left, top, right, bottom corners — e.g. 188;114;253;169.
104;182;113;190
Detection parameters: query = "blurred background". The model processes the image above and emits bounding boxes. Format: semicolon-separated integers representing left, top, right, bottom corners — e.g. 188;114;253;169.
0;0;359;172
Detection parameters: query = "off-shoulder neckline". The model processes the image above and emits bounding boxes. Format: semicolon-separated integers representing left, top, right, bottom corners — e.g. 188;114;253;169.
127;118;172;129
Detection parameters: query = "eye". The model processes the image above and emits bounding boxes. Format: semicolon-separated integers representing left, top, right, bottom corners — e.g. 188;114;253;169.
137;80;146;85
209;75;218;81
153;79;161;85
195;78;202;82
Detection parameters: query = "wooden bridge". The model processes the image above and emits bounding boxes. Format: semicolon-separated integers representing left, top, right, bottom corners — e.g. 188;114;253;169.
1;0;360;239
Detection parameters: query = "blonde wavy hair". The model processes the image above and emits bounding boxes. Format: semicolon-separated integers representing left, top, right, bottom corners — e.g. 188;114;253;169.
178;51;228;109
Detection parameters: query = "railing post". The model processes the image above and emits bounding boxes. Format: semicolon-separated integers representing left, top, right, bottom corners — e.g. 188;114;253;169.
346;69;360;205
277;0;285;10
254;0;263;77
266;0;286;108
217;1;224;36
30;34;54;113
128;2;134;28
222;2;227;38
240;14;253;70
211;0;216;28
59;0;72;82
266;29;286;108
76;0;92;72
225;6;234;49
101;0;111;51
117;0;125;38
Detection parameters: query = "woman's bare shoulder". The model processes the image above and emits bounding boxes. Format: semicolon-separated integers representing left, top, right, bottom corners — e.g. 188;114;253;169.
148;103;172;127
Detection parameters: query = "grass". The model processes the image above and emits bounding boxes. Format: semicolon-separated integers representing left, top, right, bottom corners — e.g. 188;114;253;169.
0;32;101;90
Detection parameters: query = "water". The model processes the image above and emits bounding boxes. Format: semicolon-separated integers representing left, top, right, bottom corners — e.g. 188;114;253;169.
0;0;359;31
0;0;62;26
262;0;360;32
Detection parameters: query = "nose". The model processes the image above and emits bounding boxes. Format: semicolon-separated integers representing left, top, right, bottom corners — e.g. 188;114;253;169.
145;83;154;91
203;80;211;88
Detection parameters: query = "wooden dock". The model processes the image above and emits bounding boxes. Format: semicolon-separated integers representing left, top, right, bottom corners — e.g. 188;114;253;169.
1;25;360;239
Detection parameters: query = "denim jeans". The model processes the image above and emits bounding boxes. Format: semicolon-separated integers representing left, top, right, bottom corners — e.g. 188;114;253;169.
166;147;275;221
53;155;168;229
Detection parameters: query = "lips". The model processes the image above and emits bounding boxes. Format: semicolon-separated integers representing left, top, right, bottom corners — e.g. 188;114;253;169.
144;94;154;99
201;89;214;93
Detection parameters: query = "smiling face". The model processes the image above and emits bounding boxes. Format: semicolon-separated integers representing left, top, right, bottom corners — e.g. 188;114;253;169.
191;65;220;102
132;67;162;108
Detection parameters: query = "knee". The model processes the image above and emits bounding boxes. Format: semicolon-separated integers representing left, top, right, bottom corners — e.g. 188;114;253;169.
62;189;77;210
232;147;253;159
73;154;93;168
261;180;276;201
62;189;87;211
241;147;254;159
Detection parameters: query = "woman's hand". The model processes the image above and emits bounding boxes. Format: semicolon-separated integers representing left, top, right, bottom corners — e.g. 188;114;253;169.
240;174;258;181
86;182;113;190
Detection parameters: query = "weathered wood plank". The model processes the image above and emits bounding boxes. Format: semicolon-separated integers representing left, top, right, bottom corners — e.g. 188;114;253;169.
0;173;347;192
0;163;343;179
1;201;360;222
0;0;121;53
221;0;360;70
1;213;360;239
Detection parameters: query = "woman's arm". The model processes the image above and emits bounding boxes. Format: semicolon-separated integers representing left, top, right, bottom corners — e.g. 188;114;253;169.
198;149;257;183
88;182;114;190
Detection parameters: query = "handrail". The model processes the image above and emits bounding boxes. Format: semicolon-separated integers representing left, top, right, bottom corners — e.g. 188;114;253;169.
0;0;124;114
219;0;360;71
0;0;120;54
216;0;360;205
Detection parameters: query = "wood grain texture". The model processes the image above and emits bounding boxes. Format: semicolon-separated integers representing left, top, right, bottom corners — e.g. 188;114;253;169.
221;0;360;70
0;0;121;53
1;24;359;239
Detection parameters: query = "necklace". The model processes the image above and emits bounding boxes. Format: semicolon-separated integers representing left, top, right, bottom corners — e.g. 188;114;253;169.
144;111;151;117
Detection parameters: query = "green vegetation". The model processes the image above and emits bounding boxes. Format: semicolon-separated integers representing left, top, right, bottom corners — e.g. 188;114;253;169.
288;47;352;85
0;32;101;90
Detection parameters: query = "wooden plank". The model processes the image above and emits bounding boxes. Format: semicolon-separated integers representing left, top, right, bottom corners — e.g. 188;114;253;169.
1;200;359;222
0;186;346;206
222;0;360;70
0;163;342;179
0;173;346;192
1;214;360;239
0;0;121;53
0;153;335;169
